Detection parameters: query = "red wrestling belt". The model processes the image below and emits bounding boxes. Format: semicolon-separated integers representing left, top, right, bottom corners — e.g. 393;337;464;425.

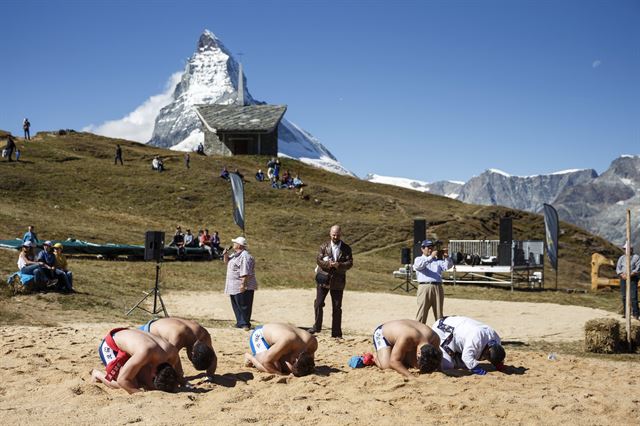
104;328;130;382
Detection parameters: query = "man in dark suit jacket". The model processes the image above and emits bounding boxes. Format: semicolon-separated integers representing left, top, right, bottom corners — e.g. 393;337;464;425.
309;225;353;338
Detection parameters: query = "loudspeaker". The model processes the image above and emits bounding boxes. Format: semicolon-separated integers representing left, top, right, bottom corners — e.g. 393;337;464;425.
498;243;511;266
499;217;512;244
144;231;165;261
401;247;411;265
413;219;426;260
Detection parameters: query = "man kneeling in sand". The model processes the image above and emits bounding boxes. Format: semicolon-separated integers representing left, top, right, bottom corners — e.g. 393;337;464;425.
139;317;217;378
432;315;506;375
91;328;182;394
373;319;442;379
244;323;317;376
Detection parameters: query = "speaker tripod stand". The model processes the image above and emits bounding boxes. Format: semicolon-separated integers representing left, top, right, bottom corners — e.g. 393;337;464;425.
393;264;417;292
126;261;169;317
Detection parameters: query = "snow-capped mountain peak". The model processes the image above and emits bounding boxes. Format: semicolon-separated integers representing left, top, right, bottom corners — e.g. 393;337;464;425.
149;30;353;176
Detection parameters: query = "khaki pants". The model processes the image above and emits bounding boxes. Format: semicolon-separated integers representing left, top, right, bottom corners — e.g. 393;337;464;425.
416;283;444;324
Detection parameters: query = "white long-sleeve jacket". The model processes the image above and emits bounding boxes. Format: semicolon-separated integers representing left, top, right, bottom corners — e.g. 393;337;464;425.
439;316;501;370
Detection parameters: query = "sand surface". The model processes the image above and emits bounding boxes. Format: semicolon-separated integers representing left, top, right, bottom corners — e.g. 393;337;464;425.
1;289;638;425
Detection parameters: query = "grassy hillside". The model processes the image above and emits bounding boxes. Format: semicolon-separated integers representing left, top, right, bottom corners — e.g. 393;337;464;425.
0;131;623;325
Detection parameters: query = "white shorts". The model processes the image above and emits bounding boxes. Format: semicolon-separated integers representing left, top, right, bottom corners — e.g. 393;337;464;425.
373;325;390;351
249;326;270;355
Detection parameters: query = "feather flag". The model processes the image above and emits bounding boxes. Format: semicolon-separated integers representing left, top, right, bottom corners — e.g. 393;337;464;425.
229;173;245;231
543;203;559;270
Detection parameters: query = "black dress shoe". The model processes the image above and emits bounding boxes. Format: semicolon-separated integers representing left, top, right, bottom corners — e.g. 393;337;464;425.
307;328;318;334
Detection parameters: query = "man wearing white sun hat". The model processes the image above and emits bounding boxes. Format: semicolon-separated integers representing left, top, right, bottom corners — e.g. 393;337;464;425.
223;236;258;330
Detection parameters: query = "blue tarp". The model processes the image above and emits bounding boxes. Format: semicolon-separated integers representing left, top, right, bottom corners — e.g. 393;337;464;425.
0;238;210;258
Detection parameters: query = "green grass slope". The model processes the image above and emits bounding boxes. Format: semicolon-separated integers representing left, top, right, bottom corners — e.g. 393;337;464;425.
0;131;623;325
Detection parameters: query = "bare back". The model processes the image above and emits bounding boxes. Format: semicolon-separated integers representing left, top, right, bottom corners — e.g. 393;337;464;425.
149;317;210;350
249;323;317;374
382;319;438;348
111;329;178;391
374;319;439;377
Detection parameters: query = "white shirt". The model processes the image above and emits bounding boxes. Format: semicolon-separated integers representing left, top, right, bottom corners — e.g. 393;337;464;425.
17;252;28;269
438;316;501;370
224;250;258;295
331;241;341;261
413;255;453;283
616;253;640;276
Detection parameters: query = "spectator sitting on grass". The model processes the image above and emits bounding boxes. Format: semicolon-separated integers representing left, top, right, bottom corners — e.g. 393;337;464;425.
293;174;305;189
169;226;185;257
184;229;197;248
234;168;244;180
17;241;46;286
281;169;290;185
211;231;221;256
199;229;213;258
152;156;164;172
255;169;265;182
220;166;230;180
36;241;69;292
53;243;74;293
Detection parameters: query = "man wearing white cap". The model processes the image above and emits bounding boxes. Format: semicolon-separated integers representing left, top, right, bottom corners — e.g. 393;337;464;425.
617;241;640;320
223;236;257;330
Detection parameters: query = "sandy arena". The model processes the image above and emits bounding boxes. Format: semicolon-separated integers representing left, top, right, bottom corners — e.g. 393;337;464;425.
1;289;638;425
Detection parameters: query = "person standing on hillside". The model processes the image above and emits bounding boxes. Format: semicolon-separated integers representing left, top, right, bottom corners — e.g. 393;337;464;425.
223;236;257;330
185;153;190;169
22;225;40;246
617;241;640;320
309;225;353;339
23;118;31;140
4;135;16;162
114;144;123;165
413;240;453;324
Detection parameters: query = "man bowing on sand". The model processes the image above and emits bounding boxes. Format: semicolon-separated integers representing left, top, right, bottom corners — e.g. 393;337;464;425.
432;315;506;375
91;328;182;393
372;319;442;379
244;323;317;376
138;317;217;378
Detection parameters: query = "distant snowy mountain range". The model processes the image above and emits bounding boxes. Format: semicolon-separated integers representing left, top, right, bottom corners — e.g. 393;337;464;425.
365;156;640;246
85;30;636;246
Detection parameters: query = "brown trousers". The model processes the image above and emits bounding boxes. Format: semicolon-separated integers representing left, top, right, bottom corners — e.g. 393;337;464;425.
416;283;444;324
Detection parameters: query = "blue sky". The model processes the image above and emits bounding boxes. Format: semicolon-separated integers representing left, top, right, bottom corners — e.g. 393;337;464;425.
1;0;638;182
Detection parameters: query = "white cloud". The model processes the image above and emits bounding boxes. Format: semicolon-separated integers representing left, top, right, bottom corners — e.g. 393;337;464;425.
83;72;182;143
592;60;602;68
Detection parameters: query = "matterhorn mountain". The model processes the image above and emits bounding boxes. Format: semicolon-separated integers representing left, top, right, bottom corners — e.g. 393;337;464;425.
367;156;640;246
149;30;354;176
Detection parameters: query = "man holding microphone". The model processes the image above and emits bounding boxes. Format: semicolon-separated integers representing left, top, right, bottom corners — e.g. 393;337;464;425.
413;240;453;324
223;236;257;331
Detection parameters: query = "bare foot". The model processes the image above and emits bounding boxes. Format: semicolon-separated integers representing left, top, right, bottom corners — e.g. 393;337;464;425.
244;353;254;367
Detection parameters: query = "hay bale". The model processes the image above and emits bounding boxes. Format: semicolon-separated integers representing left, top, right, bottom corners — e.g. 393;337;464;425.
584;318;619;353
